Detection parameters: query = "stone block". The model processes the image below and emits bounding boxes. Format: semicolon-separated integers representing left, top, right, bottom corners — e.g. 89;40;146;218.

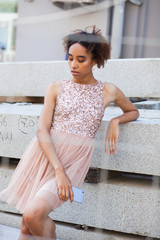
0;167;160;238
92;121;160;176
0;103;160;176
0;59;160;98
52;179;160;239
0;61;70;97
134;100;160;110
56;224;148;240
95;58;160;98
0;103;42;158
0;219;148;240
0;212;21;230
91;107;160;176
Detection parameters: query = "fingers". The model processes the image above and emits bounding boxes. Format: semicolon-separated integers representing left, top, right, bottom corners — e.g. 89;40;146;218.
65;187;69;201
58;186;62;200
58;187;67;201
58;186;73;202
105;119;119;155
58;186;63;201
105;137;117;156
69;187;74;203
109;139;117;156
105;138;108;154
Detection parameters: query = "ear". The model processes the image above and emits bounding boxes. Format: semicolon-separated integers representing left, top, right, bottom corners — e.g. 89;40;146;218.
92;60;97;67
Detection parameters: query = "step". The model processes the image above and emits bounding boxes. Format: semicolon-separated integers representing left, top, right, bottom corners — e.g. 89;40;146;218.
0;167;160;238
0;219;153;240
0;223;62;240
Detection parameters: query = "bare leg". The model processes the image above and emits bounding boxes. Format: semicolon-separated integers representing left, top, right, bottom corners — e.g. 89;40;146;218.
21;197;56;239
19;217;33;240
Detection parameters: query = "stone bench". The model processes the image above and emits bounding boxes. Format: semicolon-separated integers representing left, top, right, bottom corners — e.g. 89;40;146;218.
0;59;160;98
0;59;160;240
0;104;160;176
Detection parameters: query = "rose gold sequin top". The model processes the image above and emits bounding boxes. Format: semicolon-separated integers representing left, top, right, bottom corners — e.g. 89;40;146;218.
52;79;105;139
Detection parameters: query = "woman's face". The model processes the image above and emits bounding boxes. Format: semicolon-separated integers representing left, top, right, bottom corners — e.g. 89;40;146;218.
68;43;95;81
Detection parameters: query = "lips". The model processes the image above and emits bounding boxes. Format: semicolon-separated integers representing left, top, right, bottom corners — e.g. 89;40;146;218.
71;71;79;76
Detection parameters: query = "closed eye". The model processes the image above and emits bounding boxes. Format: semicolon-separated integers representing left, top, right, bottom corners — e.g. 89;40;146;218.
68;58;85;63
68;53;86;63
78;59;85;63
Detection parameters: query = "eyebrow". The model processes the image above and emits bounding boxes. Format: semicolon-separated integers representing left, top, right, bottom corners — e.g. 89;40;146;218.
68;53;86;58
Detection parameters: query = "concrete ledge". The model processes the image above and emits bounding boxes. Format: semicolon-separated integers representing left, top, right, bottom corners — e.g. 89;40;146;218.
134;100;160;110
56;224;151;240
53;179;160;239
0;103;160;176
0;218;151;240
0;167;160;238
0;212;21;230
0;59;160;98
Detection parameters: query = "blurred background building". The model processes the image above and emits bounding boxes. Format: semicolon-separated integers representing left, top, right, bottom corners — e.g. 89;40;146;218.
0;0;160;62
0;0;17;61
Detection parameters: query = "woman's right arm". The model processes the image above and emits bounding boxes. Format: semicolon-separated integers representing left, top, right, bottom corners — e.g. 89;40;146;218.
37;82;73;203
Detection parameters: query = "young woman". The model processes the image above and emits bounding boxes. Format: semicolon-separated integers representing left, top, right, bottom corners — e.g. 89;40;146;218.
0;26;139;239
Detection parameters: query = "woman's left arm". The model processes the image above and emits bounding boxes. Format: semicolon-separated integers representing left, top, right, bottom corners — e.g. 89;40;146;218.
105;83;139;156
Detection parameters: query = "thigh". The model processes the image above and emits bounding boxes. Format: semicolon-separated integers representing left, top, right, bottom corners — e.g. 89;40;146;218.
24;197;53;219
35;178;62;211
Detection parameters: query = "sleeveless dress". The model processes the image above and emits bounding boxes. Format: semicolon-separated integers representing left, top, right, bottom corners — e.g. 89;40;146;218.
0;79;105;213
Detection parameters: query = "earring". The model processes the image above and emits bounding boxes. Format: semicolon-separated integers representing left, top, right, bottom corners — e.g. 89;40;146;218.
92;66;95;71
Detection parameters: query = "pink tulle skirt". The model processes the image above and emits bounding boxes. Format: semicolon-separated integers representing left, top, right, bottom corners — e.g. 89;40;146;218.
0;129;94;213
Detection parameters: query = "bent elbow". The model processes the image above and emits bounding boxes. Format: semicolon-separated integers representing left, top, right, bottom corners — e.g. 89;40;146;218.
37;127;51;143
37;127;46;140
37;128;42;141
135;109;140;121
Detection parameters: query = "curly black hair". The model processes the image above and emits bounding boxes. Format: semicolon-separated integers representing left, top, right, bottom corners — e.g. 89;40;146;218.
63;25;111;68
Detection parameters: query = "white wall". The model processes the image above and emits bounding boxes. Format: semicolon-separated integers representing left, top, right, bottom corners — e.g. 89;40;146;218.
15;0;108;61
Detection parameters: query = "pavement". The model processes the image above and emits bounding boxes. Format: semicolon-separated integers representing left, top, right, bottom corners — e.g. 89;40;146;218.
0;224;20;240
0;224;62;240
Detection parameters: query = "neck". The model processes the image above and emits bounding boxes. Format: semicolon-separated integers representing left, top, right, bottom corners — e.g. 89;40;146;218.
72;73;96;85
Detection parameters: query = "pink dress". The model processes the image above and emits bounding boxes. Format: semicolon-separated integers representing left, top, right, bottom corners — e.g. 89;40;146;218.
0;79;105;213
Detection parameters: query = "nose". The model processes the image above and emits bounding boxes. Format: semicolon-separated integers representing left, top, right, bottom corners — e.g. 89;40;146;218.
71;60;78;69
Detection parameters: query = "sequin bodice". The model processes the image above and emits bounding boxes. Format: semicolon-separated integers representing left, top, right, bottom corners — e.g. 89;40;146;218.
52;79;105;139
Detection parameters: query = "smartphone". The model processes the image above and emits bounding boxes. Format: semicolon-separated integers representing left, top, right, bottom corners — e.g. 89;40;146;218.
72;186;84;203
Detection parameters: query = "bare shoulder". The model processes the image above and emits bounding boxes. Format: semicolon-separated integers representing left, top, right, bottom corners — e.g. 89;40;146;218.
104;82;117;94
104;82;126;100
104;82;138;113
104;82;118;107
45;81;61;99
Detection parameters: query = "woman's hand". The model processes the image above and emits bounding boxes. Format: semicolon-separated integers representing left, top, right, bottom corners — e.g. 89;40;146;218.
105;119;119;156
55;167;74;203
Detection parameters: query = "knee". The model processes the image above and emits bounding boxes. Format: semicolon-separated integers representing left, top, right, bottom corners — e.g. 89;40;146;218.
52;219;56;232
21;220;29;234
23;208;44;227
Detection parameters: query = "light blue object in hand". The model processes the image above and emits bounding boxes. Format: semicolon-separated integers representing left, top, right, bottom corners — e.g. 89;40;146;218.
72;186;84;203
